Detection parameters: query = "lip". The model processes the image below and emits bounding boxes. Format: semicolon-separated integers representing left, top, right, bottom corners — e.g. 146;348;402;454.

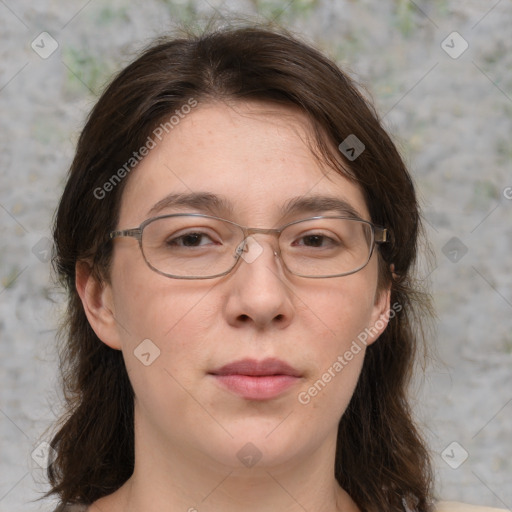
209;358;302;400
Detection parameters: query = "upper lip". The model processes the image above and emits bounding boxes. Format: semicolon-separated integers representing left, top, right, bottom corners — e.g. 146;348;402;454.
210;358;302;377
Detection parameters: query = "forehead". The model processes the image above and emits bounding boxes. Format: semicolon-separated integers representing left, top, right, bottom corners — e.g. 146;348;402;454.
118;101;369;226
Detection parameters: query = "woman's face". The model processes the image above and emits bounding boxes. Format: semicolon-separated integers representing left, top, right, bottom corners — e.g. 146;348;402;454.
85;101;390;473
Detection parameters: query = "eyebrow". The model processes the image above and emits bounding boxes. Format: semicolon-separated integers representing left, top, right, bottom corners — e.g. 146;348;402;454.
147;192;363;220
280;195;363;220
147;192;234;217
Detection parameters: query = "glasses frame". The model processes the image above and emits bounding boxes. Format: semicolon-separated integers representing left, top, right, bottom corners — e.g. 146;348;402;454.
109;213;388;280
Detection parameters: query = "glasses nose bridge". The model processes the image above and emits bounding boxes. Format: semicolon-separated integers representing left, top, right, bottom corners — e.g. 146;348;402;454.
243;226;283;249
244;226;282;237
237;226;284;262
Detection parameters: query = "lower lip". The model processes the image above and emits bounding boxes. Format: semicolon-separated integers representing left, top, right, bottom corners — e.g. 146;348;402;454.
211;374;300;400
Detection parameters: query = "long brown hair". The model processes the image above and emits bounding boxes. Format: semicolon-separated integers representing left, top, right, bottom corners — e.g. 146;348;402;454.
48;23;434;512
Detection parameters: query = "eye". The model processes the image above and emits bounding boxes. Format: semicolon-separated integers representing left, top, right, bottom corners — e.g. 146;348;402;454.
166;230;219;248
292;232;340;249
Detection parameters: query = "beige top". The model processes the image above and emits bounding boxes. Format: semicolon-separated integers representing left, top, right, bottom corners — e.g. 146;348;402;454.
56;501;509;511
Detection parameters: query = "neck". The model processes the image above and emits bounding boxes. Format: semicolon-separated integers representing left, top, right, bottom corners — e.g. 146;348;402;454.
91;414;360;512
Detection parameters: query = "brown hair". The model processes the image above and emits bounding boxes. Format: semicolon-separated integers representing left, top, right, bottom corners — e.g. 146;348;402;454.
48;23;434;512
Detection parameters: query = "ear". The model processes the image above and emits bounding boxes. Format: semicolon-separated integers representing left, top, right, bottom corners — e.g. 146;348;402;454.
365;283;392;346
75;261;122;350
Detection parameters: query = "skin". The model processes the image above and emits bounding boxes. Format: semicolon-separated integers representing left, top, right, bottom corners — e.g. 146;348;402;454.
77;101;391;512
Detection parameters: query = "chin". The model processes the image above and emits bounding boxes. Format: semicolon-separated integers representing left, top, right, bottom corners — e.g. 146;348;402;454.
201;420;310;470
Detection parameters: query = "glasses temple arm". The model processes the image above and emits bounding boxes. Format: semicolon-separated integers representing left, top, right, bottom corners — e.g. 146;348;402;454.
374;227;388;243
110;228;142;240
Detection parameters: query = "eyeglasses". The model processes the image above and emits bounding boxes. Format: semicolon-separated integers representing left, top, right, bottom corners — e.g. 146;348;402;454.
109;213;388;279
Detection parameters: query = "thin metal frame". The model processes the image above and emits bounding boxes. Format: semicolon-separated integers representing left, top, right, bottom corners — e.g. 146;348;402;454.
110;213;388;279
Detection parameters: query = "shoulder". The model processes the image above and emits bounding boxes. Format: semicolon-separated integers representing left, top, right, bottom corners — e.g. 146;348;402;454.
52;504;88;512
435;501;509;512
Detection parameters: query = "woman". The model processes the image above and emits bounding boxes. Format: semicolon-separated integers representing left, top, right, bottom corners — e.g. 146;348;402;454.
47;25;505;512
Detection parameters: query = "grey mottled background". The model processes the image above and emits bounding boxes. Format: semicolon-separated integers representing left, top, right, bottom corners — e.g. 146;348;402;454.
1;0;511;510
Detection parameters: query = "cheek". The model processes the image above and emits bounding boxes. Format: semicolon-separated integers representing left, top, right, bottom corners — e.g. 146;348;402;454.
114;277;217;429
308;271;379;350
109;255;222;412
295;268;379;409
110;247;211;341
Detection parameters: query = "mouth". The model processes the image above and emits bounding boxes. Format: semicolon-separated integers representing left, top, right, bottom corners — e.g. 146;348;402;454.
208;358;302;401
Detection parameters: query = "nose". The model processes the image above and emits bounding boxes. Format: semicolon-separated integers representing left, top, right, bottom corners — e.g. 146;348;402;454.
223;236;295;330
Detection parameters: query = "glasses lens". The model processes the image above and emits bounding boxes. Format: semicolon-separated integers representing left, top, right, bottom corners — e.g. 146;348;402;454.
280;218;374;277
141;215;243;278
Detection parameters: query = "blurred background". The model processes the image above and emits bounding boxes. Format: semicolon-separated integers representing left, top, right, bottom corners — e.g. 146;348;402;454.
1;0;511;510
